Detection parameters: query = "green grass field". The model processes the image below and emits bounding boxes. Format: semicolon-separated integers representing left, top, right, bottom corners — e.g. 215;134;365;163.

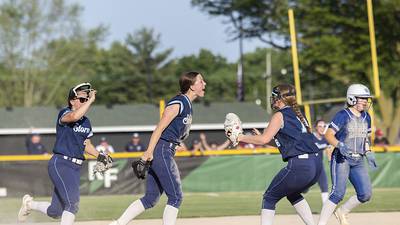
1;188;399;223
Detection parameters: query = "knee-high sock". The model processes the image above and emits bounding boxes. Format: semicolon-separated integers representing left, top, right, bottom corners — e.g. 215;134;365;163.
116;200;145;225
261;209;275;225
163;204;179;225
30;201;50;215
340;195;362;214
317;200;337;225
60;211;75;225
293;199;315;225
321;192;329;203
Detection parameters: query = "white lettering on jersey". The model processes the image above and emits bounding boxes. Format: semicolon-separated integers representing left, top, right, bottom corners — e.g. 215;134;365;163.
347;119;368;139
183;114;192;125
73;125;91;134
181;114;192;140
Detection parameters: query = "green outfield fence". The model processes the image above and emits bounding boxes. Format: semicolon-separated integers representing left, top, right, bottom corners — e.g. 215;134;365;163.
0;148;400;197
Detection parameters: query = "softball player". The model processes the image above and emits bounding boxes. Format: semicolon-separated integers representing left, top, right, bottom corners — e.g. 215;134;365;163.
18;83;105;225
313;120;330;203
236;84;322;225
109;71;206;225
317;84;377;225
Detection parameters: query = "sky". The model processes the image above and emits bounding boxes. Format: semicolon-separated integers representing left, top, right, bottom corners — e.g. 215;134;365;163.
71;0;265;62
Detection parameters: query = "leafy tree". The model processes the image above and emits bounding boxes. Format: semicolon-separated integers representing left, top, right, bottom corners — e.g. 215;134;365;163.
193;0;400;143
0;0;106;107
125;27;173;103
89;41;145;104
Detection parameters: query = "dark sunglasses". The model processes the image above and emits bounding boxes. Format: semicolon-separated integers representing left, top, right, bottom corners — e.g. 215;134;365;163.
75;97;88;103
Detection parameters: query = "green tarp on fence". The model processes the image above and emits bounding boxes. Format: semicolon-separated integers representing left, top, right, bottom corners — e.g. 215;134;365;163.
182;153;400;192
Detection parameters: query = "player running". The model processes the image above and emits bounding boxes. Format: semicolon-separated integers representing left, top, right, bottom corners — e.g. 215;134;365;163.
225;84;322;225
17;83;112;225
109;71;206;225
317;84;377;225
312;119;330;203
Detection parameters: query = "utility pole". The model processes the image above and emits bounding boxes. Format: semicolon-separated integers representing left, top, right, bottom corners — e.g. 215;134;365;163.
237;15;244;102
266;50;272;113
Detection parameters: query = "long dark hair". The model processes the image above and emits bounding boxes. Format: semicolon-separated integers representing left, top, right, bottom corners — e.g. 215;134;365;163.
179;71;200;94
273;84;312;133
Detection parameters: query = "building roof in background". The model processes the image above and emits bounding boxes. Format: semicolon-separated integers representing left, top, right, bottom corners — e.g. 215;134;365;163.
0;102;269;131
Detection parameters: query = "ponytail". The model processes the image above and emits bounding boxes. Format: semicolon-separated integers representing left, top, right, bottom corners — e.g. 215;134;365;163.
273;84;312;133
286;97;312;133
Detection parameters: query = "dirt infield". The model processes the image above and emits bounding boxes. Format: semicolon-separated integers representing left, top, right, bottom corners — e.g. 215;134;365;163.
4;212;399;225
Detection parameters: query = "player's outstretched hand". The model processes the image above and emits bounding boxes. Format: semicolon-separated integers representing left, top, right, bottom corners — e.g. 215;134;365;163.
224;113;243;147
252;128;261;135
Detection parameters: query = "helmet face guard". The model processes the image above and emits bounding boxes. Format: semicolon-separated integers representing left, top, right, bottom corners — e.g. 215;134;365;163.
270;85;296;111
68;82;92;100
346;84;372;106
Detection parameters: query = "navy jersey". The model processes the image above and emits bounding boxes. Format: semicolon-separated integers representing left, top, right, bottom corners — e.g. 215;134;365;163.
329;108;371;154
53;107;93;159
273;107;320;161
160;94;192;144
313;133;329;151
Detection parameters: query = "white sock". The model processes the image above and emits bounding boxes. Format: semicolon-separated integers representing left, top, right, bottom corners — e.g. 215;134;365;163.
116;200;145;225
60;211;75;225
30;201;50;215
321;192;329;203
163;204;179;225
340;195;362;214
261;209;275;225
293;199;315;225
317;200;337;225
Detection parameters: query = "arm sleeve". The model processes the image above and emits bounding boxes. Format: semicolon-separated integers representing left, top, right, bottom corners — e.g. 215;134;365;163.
167;99;184;115
329;110;346;133
58;108;72;126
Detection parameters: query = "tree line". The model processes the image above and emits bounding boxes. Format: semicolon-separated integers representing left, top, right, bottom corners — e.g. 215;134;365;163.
0;0;399;143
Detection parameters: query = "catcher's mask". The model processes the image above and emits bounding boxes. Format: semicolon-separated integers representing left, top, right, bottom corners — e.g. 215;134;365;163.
270;84;296;110
68;82;92;101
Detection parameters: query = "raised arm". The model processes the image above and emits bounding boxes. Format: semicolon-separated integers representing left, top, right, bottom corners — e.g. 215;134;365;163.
61;91;96;123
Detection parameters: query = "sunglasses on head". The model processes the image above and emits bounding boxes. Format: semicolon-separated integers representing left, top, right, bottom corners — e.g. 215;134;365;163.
75;97;88;103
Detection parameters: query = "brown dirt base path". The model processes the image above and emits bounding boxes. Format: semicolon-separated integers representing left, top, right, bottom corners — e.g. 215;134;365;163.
4;212;399;225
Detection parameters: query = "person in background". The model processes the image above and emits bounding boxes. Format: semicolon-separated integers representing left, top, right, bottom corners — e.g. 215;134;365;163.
96;137;115;154
125;133;146;152
199;132;230;150
189;139;204;155
26;133;48;155
312;120;330;203
374;129;389;146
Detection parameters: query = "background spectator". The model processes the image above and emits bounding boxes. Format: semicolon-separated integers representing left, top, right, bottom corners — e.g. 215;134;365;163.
238;131;256;149
125;133;146;152
96;136;115;154
200;132;230;150
374;128;389;146
189;139;204;155
26;133;48;155
176;142;188;152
